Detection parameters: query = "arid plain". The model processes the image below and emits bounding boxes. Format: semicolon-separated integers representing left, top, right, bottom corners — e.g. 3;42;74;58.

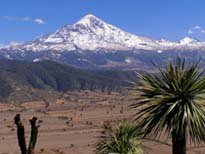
0;91;204;154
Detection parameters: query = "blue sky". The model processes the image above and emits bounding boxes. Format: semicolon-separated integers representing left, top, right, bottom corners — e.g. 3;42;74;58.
0;0;205;45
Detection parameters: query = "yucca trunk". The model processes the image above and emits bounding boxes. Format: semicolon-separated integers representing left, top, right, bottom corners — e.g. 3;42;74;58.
172;130;186;154
28;117;38;154
14;114;27;154
14;115;38;154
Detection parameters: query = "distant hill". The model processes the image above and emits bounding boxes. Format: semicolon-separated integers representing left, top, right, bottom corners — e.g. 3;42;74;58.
0;59;137;103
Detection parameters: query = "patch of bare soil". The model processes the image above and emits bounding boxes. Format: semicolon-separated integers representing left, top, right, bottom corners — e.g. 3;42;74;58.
0;91;203;154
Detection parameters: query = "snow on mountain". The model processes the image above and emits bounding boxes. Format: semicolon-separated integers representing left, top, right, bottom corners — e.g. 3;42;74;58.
2;14;205;69
156;37;205;51
156;39;177;49
7;14;165;52
4;14;205;53
179;37;198;44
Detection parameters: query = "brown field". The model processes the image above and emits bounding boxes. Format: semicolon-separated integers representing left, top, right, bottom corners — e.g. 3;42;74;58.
0;91;204;154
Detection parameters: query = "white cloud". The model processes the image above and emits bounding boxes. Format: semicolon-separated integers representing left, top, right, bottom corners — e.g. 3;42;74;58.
193;25;201;30
201;29;205;34
3;16;46;25
188;25;205;35
34;18;45;24
8;41;22;46
0;41;23;49
188;29;193;34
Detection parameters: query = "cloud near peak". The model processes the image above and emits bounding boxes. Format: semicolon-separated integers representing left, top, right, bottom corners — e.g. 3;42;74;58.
3;16;46;25
188;25;205;34
34;18;46;24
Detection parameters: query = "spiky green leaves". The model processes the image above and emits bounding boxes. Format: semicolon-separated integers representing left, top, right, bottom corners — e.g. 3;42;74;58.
94;121;143;154
132;57;205;144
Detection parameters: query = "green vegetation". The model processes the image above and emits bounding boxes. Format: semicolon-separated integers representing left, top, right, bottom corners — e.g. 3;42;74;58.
0;77;13;98
132;57;205;154
0;59;137;101
8;57;205;154
94;121;143;154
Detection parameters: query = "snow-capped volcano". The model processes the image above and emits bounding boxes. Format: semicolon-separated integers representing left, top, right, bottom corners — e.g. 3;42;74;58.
15;14;160;52
6;14;205;52
1;14;205;69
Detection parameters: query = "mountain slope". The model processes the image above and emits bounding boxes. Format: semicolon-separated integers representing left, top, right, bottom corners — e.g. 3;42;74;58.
7;14;205;52
0;59;137;102
10;14;160;52
1;14;205;69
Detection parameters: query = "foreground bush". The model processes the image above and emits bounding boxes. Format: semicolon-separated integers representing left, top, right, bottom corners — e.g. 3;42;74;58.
94;120;143;154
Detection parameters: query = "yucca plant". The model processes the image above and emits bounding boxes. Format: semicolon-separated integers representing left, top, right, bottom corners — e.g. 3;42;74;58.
14;114;39;154
132;57;205;154
94;120;143;154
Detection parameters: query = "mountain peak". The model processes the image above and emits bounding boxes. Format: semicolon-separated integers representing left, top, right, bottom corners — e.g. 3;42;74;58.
6;14;205;53
82;14;98;19
179;37;199;45
76;14;103;25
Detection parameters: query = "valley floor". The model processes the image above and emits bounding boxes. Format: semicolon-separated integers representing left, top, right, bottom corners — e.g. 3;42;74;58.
0;91;204;154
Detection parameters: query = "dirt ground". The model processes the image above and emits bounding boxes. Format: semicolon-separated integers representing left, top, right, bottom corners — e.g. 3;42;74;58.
0;91;204;154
